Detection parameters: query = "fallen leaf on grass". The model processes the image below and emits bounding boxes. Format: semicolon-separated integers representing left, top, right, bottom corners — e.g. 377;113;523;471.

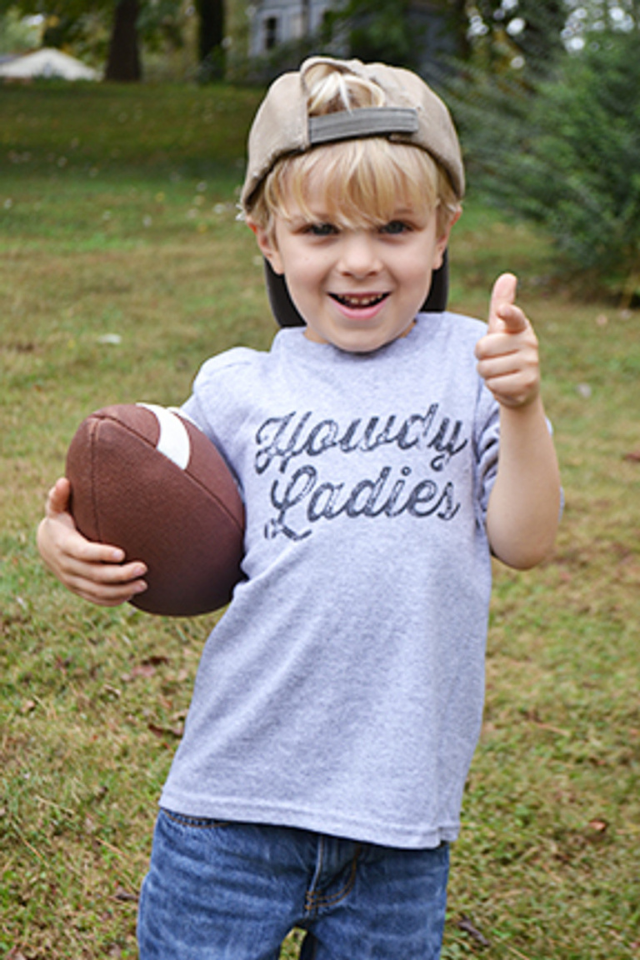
524;708;570;737
113;885;139;903
122;655;171;682
457;914;490;947
587;818;608;833
122;663;156;681
148;722;183;739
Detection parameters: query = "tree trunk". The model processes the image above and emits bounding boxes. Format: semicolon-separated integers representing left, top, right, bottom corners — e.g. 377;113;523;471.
196;0;225;79
443;0;472;60
105;0;142;82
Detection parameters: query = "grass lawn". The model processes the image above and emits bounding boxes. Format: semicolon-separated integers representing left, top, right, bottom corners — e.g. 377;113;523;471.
1;80;639;959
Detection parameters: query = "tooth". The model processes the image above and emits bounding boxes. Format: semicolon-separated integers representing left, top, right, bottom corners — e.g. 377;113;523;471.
341;295;379;306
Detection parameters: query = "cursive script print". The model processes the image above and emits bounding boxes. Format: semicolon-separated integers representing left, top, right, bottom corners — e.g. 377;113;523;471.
256;406;468;474
255;408;469;541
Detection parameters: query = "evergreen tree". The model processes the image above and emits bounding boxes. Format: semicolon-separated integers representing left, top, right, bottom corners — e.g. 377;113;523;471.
449;27;640;295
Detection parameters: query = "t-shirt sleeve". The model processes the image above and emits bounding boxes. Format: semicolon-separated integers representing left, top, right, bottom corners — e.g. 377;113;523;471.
179;348;258;497
474;388;500;520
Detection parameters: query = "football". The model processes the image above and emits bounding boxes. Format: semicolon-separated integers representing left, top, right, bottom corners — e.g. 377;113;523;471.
65;403;245;616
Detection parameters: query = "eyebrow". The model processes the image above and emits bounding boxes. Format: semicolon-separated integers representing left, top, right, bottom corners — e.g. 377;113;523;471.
280;200;431;232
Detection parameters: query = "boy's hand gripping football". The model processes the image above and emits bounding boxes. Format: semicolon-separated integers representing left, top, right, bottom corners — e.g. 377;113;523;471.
37;478;147;606
474;273;540;409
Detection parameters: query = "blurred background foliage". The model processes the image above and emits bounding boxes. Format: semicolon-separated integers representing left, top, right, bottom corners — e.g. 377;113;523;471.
445;24;640;301
0;0;638;296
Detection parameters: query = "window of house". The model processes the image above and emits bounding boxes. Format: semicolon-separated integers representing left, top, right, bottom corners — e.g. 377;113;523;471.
264;16;278;50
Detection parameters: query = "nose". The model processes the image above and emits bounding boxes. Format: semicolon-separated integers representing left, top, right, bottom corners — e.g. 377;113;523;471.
337;231;382;278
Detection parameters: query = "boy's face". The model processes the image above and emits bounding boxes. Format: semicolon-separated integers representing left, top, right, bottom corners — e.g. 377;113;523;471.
253;176;455;354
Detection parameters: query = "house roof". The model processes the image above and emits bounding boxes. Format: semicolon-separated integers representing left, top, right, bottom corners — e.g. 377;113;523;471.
0;48;99;81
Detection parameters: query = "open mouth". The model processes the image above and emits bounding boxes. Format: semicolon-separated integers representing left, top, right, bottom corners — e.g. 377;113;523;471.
330;292;389;309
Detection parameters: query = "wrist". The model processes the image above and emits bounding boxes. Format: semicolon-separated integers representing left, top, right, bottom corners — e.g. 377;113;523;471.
498;388;543;418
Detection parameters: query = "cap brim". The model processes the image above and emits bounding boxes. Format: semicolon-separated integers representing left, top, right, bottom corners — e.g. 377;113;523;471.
265;251;450;328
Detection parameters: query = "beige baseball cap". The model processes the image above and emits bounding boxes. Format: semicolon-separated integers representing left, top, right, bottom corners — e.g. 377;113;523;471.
240;55;465;212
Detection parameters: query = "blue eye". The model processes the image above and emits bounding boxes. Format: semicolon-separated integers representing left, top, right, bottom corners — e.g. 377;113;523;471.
380;220;410;235
306;222;338;236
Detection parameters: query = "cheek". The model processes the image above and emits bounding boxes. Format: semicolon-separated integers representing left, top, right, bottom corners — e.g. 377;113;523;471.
401;255;433;293
407;243;441;286
286;254;325;291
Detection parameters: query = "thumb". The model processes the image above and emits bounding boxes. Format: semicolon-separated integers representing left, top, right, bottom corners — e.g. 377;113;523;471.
488;272;523;333
46;477;72;518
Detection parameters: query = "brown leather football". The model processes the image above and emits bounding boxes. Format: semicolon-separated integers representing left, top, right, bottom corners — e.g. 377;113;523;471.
66;403;245;616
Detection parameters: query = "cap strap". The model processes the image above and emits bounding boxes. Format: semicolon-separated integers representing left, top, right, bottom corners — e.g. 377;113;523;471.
308;107;419;145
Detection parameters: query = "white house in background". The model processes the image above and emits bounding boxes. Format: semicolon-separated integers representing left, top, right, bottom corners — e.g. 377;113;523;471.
0;48;99;81
247;1;454;78
248;0;333;57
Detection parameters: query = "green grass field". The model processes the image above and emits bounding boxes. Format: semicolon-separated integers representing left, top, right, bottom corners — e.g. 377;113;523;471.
1;80;639;959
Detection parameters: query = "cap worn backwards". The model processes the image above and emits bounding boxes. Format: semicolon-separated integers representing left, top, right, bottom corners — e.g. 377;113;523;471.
240;56;465;212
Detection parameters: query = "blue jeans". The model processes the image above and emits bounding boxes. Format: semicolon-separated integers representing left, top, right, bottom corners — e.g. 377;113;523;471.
137;809;449;959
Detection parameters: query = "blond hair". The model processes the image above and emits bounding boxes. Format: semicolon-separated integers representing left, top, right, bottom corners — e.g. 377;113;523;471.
245;61;460;238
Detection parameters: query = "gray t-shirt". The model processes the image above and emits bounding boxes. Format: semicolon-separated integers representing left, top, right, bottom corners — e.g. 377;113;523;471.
160;312;500;849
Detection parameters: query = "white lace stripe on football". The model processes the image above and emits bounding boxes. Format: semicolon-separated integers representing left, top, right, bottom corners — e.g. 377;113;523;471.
137;403;191;471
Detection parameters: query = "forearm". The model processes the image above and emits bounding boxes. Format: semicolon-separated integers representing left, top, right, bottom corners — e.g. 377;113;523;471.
486;396;561;569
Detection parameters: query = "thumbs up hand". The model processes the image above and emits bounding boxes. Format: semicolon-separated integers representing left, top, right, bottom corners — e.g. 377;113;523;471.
475;273;541;409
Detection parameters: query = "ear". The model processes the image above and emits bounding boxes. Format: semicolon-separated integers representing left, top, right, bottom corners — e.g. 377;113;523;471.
433;207;462;270
247;220;285;276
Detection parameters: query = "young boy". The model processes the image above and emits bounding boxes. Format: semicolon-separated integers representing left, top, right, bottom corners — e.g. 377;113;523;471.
38;57;561;959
